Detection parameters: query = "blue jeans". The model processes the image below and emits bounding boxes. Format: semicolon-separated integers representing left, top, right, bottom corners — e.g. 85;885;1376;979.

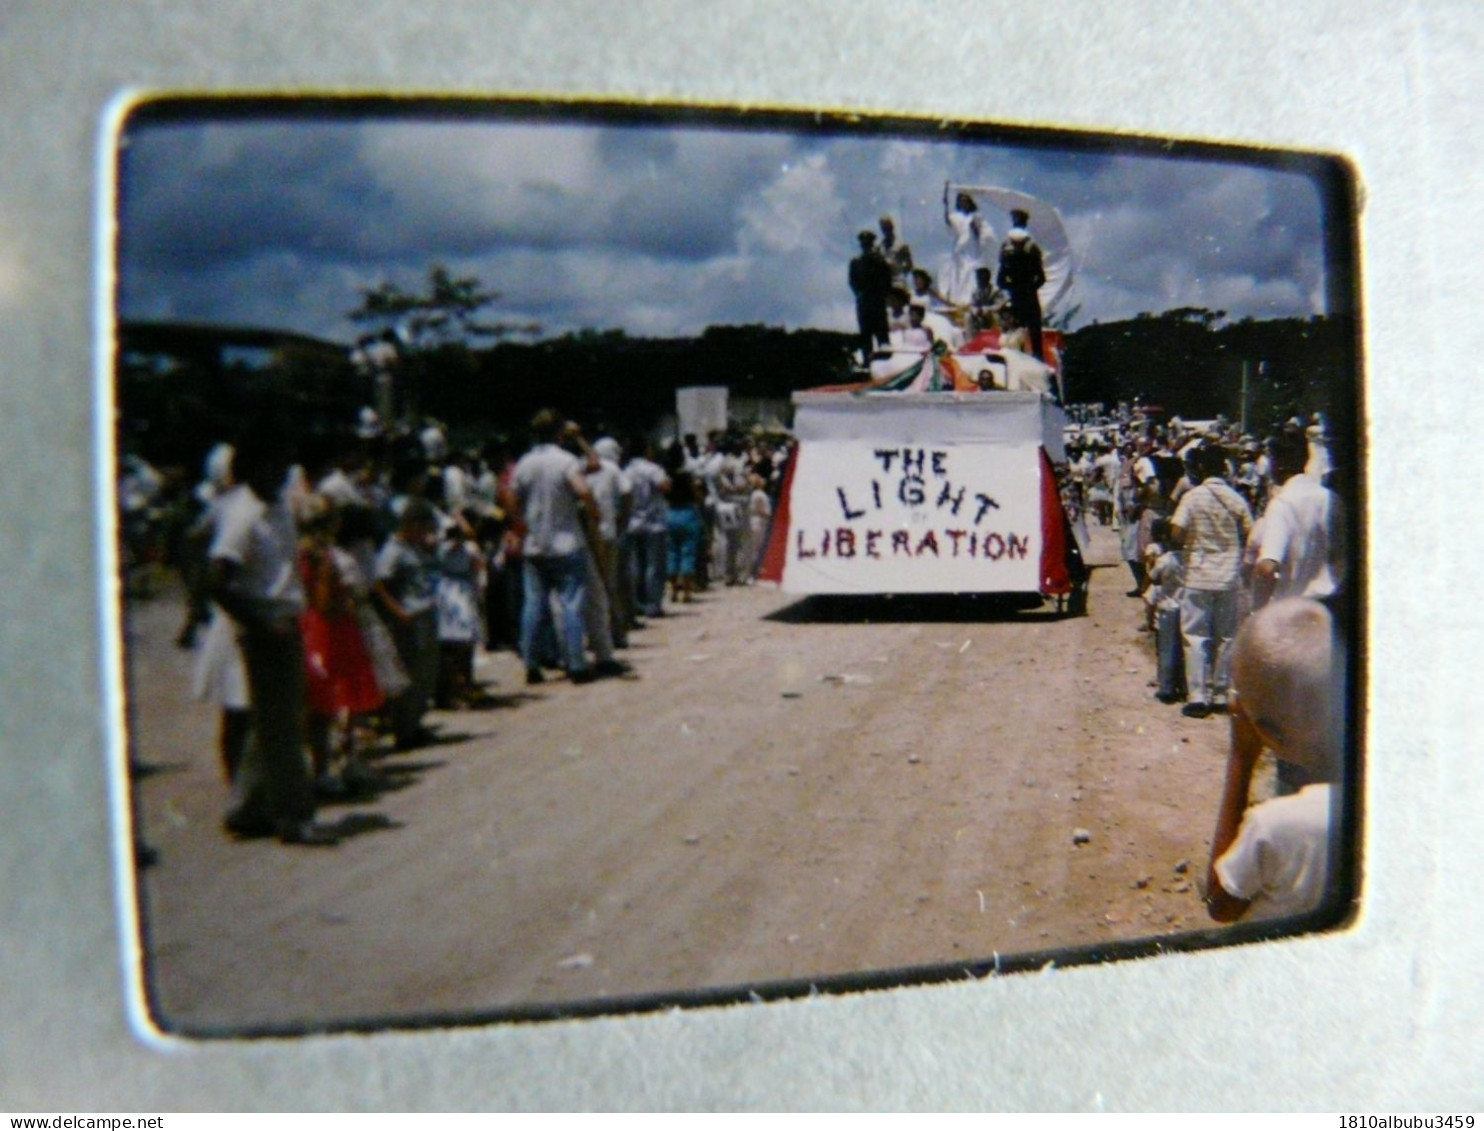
521;553;588;675
1156;606;1185;699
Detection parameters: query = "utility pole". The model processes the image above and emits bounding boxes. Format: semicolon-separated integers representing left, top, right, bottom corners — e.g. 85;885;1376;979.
1240;359;1249;436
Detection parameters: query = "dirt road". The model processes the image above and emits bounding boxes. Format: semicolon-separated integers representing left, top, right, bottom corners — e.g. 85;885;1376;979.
127;525;1248;1034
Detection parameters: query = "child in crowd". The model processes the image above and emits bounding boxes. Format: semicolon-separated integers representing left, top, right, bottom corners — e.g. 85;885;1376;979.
185;444;252;784
1134;480;1165;570
193;612;253;785
298;496;383;796
1143;516;1187;704
176;442;237;649
665;469;703;604
336;504;411;719
1086;463;1114;527
744;472;773;583
375;499;440;750
435;512;486;709
1120;473;1154;597
1205;598;1344;923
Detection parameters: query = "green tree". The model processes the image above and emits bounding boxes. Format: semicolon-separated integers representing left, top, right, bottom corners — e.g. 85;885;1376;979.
350;264;537;350
348;264;538;420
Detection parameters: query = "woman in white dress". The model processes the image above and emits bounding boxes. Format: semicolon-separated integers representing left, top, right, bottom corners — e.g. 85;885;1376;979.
191;484;253;784
941;190;995;308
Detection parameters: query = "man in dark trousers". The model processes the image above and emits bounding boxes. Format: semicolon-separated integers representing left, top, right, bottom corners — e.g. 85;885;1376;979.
848;229;893;366
997;208;1047;362
208;426;336;846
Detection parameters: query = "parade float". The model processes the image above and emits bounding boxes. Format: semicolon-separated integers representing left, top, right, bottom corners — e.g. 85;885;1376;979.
758;185;1089;614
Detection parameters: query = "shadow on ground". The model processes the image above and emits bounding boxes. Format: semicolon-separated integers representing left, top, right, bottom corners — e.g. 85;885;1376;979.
763;563;1110;624
767;592;1060;624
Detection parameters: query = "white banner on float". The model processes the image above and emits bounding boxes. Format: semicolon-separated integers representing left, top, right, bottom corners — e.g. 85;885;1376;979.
793;390;1065;461
782;439;1044;595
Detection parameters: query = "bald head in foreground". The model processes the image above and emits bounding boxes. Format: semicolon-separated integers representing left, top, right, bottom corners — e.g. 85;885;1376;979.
1205;599;1345;923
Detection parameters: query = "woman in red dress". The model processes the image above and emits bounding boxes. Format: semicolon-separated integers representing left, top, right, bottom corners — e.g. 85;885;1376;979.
299;498;384;795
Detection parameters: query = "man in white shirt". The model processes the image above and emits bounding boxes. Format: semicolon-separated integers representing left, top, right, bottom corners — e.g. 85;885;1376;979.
624;442;671;620
1092;444;1122;505
1171;444;1253;718
1253;425;1342;609
209;429;333;846
885;287;912;344
315;447;369;509
441;453;471;513
1130;438;1159;490
709;439;752;586
511;409;602;684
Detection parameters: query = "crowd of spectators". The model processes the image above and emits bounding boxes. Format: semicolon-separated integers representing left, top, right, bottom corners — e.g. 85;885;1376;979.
1063;408;1344;719
1062;405;1348;924
124;392;1349;927
123;409;794;847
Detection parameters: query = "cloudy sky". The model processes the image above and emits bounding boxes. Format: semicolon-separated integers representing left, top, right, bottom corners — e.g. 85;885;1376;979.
115;106;1333;346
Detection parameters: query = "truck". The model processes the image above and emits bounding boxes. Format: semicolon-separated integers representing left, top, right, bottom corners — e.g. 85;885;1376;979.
757;183;1088;614
758;387;1089;615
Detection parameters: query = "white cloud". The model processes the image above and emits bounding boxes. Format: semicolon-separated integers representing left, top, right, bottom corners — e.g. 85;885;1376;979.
362;121;604;242
117;114;1334;342
738;152;847;256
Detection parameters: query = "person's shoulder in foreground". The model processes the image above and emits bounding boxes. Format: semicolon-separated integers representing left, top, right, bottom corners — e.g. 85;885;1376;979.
1205;598;1344;923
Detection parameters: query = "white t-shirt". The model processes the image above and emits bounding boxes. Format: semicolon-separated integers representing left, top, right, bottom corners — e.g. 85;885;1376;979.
442;463;469;512
375;536;435;615
420;424;448;463
1214;783;1333;921
748;487;772;532
1257;473;1339;600
625;458;670;534
586;458;632;543
316;468;365;508
513;443;585;557
1144;549;1184;613
472;468;500;512
208;484;304;623
696;450;726;501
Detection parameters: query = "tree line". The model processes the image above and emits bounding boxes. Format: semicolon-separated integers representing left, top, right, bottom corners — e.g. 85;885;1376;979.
118;263;1357;469
409;311;1358;443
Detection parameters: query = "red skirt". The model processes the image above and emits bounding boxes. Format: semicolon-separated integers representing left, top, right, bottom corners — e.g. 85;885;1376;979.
301;609;384;716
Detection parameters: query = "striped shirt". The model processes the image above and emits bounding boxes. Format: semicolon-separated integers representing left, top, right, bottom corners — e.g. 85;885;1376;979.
1172;479;1252;591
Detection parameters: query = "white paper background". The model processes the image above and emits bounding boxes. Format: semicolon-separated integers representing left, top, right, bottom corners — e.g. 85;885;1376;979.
1;0;1478;1111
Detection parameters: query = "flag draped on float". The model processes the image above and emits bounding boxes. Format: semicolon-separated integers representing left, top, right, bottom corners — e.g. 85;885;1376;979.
868;341;976;393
